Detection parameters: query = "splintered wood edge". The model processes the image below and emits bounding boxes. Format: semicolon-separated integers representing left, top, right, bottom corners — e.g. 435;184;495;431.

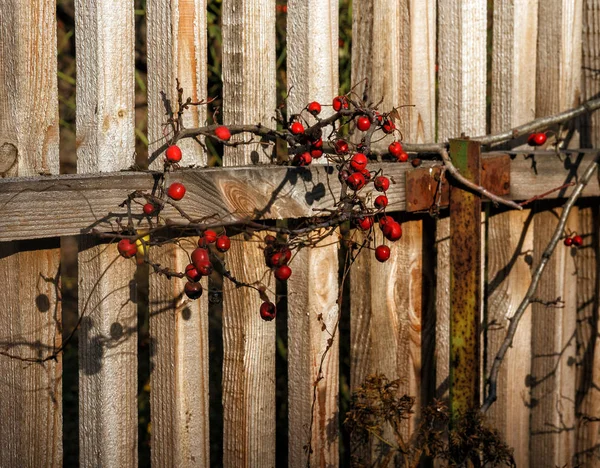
1;152;599;242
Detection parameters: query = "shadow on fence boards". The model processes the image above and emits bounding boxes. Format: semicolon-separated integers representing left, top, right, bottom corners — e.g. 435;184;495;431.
0;0;599;467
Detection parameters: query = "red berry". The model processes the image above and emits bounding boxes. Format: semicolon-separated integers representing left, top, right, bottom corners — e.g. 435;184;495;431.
185;263;202;282
290;121;305;135
214;126;231;141
117;239;137;259
216;235;231;252
293;152;312;166
165;145;182;163
356;116;371;132
382;221;402;241
374;176;390;192
564;237;573;246
346;172;366;191
361;168;372;181
196;260;213;276
307;101;322;116
335;139;349;154
167;182;186;200
260;301;277;321
184;281;203;300
355;216;374;231
270;252;286;266
143;203;158;216
191;248;209;268
274;265;292;281
282;247;292;263
388;141;403;158
310;148;323;158
203;230;218;244
382;118;395;134
375;245;391;262
350;153;368;171
332;96;349;112
572;235;583;247
528;132;547;146
396;151;409;163
374;195;388;209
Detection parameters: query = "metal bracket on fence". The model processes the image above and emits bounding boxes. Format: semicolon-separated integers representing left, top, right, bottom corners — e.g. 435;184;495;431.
405;153;511;212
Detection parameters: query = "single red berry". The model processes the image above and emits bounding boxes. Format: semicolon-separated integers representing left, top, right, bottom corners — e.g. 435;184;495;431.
382;118;395;134
388;141;403;158
361;168;372;181
270;252;286;266
293;152;312;166
312;137;323;149
396;151;409;162
191;247;209;269
374;111;384;124
383;221;402;241
165;145;182;163
355;216;374;231
203;230;218;244
374;195;388;209
374;176;390;192
117;239;137;259
564;237;573;246
379;216;391;227
185;263;202;282
375;245;391;262
282;247;292;263
335;139;349;154
216;235;231;252
310;148;323;158
214;126;231;141
143;203;158;216
356;116;371;132
332;96;349;112
290;121;305;135
264;235;276;245
274;265;292;281
184;281;203;300
346;172;366;191
196;260;213;276
533;133;547;146
260;301;277;321
307;101;322;116
572;235;583;247
167;182;186;200
350;153;368;171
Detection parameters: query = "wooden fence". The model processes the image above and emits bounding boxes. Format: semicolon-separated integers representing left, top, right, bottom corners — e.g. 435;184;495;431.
0;1;599;467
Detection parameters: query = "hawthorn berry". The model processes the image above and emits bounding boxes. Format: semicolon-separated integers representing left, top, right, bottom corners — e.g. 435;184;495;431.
282;247;292;263
165;145;182;163
374;176;390;192
117;239;137;259
216;235;231;252
396;151;409;163
196;260;213;276
274;265;292;281
214;126;231;141
527;132;547;146
335;139;349;154
332;96;349;112
143;203;158;216
346;172;366;191
374;195;388;209
270;252;286;267
375;245;391;262
191;247;209;268
167;182;186;200
293;152;312;166
382;221;402;241
350;153;368;172
184;281;203;300
185;263;202;282
260;301;277;321
203;230;218;244
290;121;305;135
355;216;374;231
572;235;583;247
388;141;403;158
356;116;371;132
360;168;372;182
564;237;573;246
307;101;322;116
382;118;395;134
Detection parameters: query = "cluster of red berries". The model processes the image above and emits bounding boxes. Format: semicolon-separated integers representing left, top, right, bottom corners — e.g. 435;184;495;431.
564;234;583;247
183;231;231;299
527;132;547;146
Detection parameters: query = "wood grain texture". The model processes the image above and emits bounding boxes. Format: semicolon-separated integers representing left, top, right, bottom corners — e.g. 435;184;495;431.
574;206;600;467
530;207;579;467
0;1;62;466
1;154;600;242
287;2;340;466
437;0;487;140
221;0;277;466
351;0;436;143
146;1;210;465
74;0;137;465
485;209;534;467
582;0;600;147
435;216;451;402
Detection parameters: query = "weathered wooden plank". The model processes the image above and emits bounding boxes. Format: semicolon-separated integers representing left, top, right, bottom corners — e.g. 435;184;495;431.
530;206;578;467
146;0;210;465
287;1;340;466
435;215;451;403
1;154;600;242
574;205;600;467
74;0;137;465
0;1;62;466
485;209;534;467
221;0;276;466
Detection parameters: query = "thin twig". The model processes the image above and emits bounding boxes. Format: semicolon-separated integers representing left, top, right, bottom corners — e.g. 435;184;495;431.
481;152;600;413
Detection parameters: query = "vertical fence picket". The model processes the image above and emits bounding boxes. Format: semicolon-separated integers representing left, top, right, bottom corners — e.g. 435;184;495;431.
146;1;210;465
75;0;137;465
286;1;340;466
531;2;583;465
487;1;538;464
221;0;277;465
0;2;61;466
